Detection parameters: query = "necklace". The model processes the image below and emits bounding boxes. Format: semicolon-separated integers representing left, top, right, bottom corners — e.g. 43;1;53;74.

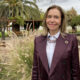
47;36;57;43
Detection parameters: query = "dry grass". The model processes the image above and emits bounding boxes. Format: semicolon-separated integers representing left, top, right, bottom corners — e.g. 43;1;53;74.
0;30;42;80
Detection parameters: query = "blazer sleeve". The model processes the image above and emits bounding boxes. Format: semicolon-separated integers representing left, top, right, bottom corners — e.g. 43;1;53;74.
31;37;38;80
71;35;79;80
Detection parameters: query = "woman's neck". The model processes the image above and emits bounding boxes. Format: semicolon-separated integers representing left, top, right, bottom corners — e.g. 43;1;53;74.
49;30;60;36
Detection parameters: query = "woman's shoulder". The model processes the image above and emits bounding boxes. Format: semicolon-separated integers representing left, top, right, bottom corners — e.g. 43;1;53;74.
35;35;47;42
66;33;77;37
64;33;77;41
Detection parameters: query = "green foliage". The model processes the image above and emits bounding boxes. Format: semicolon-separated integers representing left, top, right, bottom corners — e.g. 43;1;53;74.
66;7;77;25
0;63;9;80
40;10;44;20
0;32;9;37
9;16;24;26
0;32;1;37
69;31;80;35
70;15;80;27
0;0;41;21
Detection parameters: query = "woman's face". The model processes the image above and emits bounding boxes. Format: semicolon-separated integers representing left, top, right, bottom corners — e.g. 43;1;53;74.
46;8;61;33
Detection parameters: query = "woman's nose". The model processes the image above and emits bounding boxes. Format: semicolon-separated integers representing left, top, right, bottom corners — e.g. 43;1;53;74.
50;17;55;22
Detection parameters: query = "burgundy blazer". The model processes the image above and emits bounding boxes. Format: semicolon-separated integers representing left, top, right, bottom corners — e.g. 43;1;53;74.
32;33;79;80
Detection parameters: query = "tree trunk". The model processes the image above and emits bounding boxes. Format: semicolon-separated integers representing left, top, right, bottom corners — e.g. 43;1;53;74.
1;26;5;40
72;26;77;33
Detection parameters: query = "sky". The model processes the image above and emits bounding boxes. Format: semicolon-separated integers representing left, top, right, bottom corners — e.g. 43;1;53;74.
35;0;80;14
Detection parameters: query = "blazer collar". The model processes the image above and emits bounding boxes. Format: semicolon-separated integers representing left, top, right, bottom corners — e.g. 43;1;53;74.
47;30;60;39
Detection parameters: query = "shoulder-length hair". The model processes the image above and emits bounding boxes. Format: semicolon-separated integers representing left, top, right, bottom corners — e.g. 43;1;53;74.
42;5;66;35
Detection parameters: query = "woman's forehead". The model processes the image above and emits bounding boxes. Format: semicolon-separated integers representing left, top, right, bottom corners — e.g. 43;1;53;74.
47;8;61;15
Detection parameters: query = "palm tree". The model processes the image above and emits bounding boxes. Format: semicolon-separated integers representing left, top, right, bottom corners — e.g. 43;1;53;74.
0;0;40;36
0;0;40;20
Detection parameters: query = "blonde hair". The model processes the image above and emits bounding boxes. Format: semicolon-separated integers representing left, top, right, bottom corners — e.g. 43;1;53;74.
42;5;66;35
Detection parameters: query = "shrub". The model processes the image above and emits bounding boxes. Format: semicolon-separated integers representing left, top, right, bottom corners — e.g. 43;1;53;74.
0;32;9;38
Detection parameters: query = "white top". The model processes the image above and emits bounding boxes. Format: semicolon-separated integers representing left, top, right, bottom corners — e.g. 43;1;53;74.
46;31;60;68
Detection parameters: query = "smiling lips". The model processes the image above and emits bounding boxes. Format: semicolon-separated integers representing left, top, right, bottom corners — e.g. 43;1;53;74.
48;23;57;26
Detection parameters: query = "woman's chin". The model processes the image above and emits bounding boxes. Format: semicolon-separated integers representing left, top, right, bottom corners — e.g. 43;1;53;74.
49;28;56;31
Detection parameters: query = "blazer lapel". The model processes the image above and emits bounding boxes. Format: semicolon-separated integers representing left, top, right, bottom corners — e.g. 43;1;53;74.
49;34;69;76
38;36;49;74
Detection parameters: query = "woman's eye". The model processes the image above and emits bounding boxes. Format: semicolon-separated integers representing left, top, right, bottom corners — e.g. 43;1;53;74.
47;15;60;19
47;15;52;18
54;16;59;19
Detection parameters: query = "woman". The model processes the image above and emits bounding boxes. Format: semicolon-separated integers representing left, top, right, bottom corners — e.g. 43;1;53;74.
32;5;79;80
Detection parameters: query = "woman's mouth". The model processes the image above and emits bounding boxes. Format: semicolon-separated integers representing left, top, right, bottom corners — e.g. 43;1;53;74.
48;24;56;26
